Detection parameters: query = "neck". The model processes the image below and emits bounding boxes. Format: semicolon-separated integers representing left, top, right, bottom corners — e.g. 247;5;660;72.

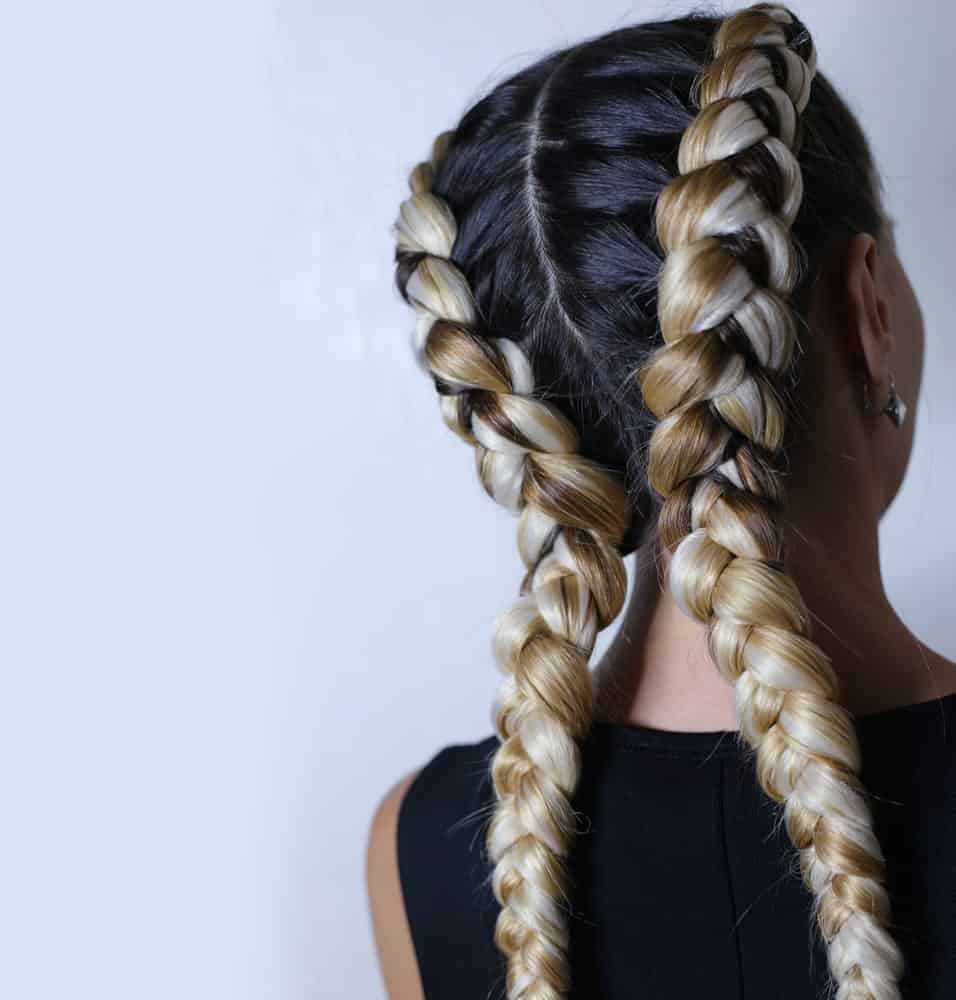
592;466;948;732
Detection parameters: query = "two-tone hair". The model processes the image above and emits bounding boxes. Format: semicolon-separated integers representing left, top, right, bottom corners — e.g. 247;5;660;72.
391;4;903;998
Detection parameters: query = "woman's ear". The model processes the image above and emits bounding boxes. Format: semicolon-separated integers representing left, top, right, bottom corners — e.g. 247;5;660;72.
844;231;894;384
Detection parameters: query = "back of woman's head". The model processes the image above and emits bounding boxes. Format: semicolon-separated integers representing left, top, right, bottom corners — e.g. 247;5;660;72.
391;5;901;998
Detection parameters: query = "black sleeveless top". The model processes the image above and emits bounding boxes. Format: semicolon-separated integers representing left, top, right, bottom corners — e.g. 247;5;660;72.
397;693;956;999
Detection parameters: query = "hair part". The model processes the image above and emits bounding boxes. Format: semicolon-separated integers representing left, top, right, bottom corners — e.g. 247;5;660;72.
391;5;899;998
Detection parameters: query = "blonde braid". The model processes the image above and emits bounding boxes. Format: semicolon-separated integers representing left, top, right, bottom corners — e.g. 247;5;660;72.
642;5;904;998
393;132;631;997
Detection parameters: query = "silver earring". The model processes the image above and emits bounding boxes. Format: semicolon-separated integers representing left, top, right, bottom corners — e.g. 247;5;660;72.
881;373;907;428
862;371;907;428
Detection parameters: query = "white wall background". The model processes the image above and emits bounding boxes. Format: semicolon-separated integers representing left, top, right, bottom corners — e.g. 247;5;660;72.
1;1;953;998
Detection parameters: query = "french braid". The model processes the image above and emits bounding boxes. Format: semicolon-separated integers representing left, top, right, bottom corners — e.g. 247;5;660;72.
392;133;631;996
642;5;904;999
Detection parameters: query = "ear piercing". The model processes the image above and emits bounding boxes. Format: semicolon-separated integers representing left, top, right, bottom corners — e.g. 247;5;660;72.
882;373;907;428
863;371;907;428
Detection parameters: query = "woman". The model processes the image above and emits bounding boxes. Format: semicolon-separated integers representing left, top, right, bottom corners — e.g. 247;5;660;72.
367;5;956;998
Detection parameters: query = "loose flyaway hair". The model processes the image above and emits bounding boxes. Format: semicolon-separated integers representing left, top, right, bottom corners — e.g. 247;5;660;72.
391;4;901;999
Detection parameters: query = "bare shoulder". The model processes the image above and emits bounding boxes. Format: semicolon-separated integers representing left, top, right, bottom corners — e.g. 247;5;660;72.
922;645;956;701
366;769;424;1000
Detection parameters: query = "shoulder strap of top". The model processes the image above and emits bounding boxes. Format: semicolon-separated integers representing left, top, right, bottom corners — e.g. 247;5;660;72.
396;736;503;996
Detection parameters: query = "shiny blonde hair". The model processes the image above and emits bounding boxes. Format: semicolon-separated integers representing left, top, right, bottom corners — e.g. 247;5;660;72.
391;4;904;997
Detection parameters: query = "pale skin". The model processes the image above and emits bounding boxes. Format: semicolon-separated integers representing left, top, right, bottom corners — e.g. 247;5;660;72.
366;208;956;997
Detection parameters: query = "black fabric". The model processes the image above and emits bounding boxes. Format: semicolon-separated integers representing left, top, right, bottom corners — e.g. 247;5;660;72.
396;693;956;999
